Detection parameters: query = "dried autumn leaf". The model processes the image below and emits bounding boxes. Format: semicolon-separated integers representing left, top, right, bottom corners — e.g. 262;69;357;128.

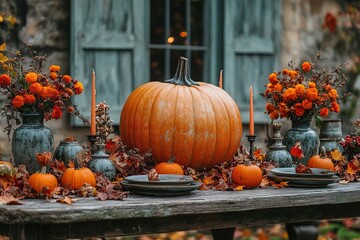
0;193;23;205
347;162;358;175
290;142;304;159
260;177;270;188
56;196;74;205
0;43;6;51
0;53;8;63
331;149;343;161
202;175;214;185
35;152;52;166
234;185;244;191
148;168;159;181
270;181;288;188
77;183;97;197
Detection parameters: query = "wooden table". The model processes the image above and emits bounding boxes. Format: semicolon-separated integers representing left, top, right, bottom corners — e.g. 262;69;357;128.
1;182;360;240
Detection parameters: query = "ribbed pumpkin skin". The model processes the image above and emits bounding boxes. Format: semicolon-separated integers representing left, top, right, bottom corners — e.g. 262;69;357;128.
231;164;262;188
61;167;96;190
28;173;58;193
120;82;242;170
155;162;184;175
307;155;335;171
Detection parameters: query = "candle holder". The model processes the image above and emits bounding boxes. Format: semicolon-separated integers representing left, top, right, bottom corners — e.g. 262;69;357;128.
88;143;116;180
86;134;99;154
246;135;257;161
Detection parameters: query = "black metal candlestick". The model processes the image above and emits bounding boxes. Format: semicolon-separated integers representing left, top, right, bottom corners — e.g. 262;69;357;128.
246;135;257;161
86;135;99;154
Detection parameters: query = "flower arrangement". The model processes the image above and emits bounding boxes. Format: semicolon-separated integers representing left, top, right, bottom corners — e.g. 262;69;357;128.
262;55;347;122
340;119;360;161
0;43;88;137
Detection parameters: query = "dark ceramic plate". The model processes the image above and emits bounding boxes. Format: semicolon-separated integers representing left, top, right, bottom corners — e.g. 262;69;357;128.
270;167;336;178
121;180;202;196
124;174;194;186
267;172;339;188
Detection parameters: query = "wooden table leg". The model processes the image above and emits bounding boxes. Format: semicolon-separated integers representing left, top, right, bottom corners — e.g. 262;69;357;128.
211;227;235;240
286;222;318;240
9;223;44;240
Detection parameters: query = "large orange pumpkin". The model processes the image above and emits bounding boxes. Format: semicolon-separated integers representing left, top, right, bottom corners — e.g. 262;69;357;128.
120;57;242;170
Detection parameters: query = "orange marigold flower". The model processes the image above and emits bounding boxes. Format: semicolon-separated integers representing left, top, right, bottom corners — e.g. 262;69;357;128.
306;87;318;101
325;84;332;92
49;65;60;72
268;73;278;84
328;89;338;100
273;83;283;92
301;99;313;110
0;74;11;87
301;61;311;72
25;72;38;84
331;102;340;112
319;108;329;117
67;106;74;113
269;110;279;120
29;82;43;94
282;88;297;102
62;75;72;84
289;70;298;79
49;72;58;80
266;103;275;113
51;105;63;119
282;69;289;75
12;95;25;109
308;82;316;88
65;88;74;96
295;84;306;96
73;82;84;95
24;94;36;104
294;103;305;117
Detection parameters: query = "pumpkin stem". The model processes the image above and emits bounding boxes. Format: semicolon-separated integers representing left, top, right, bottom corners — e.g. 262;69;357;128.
320;146;327;158
167;157;176;164
40;166;47;174
164;57;199;86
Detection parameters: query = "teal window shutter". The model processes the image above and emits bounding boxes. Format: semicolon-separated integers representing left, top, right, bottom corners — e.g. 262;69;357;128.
70;0;148;126
224;0;282;123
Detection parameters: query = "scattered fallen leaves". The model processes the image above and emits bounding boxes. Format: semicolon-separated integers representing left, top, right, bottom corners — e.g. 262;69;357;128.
0;193;23;205
56;196;74;205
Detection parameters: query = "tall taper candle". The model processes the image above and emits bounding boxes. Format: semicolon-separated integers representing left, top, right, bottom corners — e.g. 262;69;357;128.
91;69;96;135
249;85;254;135
219;70;223;89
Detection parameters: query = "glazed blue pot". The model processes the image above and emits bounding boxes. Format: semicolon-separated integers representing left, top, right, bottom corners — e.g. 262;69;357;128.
283;119;319;165
12;113;54;174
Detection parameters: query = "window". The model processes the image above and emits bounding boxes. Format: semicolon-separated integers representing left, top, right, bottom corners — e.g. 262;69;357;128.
149;0;208;82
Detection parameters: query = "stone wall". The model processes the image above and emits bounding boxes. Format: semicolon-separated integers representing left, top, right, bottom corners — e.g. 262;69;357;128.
0;0;358;159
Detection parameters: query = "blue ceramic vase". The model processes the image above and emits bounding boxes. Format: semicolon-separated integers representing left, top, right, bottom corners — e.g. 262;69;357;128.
283;119;319;165
12;113;54;174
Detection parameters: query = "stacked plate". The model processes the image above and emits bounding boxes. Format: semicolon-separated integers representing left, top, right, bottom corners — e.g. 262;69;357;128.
121;174;202;196
268;167;339;188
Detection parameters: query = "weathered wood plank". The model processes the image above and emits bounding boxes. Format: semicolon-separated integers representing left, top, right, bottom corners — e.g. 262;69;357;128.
0;182;359;239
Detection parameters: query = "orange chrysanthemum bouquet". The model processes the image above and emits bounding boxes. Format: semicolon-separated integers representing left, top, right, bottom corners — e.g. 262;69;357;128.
262;55;347;122
0;43;88;137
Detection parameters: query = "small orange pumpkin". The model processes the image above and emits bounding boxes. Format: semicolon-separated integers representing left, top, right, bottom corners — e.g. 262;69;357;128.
307;147;335;171
28;152;58;193
154;157;184;175
61;166;96;190
231;164;262;188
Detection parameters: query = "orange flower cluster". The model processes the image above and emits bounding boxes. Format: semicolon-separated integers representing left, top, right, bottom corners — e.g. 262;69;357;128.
263;59;346;121
0;44;88;133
